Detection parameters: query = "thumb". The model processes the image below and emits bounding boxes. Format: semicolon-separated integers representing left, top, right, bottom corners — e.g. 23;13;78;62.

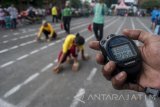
123;29;152;44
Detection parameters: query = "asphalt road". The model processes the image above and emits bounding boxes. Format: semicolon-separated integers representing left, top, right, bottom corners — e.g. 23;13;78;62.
0;16;159;107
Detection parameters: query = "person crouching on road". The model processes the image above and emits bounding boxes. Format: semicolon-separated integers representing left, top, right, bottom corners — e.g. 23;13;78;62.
53;33;89;73
37;20;57;42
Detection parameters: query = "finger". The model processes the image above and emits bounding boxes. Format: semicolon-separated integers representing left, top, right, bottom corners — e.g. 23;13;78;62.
112;71;145;92
102;61;116;80
123;29;152;44
96;53;105;65
89;41;100;50
111;71;127;90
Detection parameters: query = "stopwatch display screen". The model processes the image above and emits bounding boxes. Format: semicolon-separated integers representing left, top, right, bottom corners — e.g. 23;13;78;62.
111;44;135;61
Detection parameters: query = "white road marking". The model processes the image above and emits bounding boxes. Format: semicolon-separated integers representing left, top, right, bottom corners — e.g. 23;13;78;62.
3;41;9;43
136;18;152;33
3;35;8;38
55;39;61;43
87;68;97;81
10;46;18;50
19;43;28;46
13;33;19;35
70;88;86;107
23;73;40;85
131;18;135;29
17;54;29;61
0;61;15;68
11;38;18;41
40;46;48;50
0;49;9;54
17;78;53;107
20;35;28;39
116;17;126;34
145;97;154;107
20;36;26;39
4;85;21;98
0;99;16;107
48;42;55;46
25;40;36;44
85;35;94;41
131;18;140;46
41;63;54;72
4;73;40;98
30;50;39;55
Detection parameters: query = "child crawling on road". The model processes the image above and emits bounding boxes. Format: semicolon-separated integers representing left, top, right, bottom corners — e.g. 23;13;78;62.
53;33;89;73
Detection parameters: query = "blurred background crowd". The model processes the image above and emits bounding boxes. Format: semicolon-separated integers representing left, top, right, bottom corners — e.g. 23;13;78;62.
0;0;160;30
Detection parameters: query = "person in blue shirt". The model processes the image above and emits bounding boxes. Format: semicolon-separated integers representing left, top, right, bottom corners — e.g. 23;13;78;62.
154;14;160;35
151;7;159;30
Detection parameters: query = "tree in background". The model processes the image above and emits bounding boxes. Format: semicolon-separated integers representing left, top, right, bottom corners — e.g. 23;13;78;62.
69;0;82;9
105;0;118;7
141;0;160;9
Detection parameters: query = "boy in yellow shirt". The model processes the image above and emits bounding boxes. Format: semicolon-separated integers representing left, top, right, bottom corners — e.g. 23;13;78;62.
53;33;89;73
37;20;57;41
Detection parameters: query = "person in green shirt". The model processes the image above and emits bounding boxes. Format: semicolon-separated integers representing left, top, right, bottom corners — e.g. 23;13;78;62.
93;0;107;41
62;4;72;34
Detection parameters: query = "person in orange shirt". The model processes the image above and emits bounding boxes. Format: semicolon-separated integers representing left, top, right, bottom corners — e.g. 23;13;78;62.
53;33;89;73
37;20;57;41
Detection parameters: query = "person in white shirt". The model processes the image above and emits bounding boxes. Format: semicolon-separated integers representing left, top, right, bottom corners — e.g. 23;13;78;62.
0;7;5;29
7;4;18;29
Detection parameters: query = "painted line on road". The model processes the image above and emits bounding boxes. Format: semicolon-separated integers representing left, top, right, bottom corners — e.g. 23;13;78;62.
87;68;97;81
0;99;16;107
13;33;19;35
70;88;86;107
40;46;48;50
30;50;39;55
3;35;8;38
17;78;53;107
0;61;15;68
10;46;19;50
115;17;126;34
23;73;40;85
4;85;21;98
131;18;135;29
4;73;40;98
11;38;18;41
41;63;54;73
0;49;9;54
3;40;9;43
136;18;152;33
17;54;29;61
131;18;140;46
0;40;36;54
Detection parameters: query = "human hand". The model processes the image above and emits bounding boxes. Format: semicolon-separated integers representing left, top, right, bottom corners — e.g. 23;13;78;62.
89;29;160;92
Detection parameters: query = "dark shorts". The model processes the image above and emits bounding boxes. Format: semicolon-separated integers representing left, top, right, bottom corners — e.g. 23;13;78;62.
152;18;156;23
58;45;78;63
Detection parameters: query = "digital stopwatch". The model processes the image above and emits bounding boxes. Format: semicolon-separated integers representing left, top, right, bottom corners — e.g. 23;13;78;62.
99;34;142;82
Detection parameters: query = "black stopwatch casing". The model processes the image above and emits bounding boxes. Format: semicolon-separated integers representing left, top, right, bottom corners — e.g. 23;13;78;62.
99;34;142;83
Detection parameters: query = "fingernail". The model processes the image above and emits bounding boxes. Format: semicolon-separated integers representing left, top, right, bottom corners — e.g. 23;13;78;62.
115;72;125;80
